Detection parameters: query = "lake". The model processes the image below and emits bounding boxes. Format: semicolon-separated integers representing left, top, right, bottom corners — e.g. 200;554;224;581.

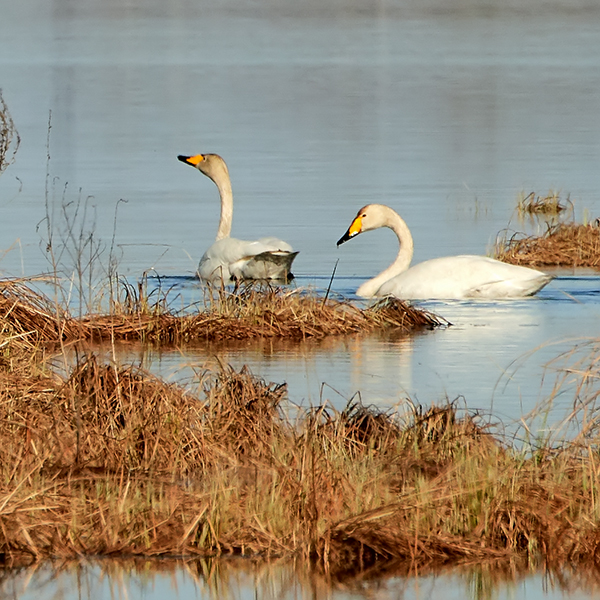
1;0;600;596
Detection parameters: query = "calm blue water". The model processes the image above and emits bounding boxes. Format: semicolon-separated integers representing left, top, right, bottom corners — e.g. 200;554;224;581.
1;0;600;596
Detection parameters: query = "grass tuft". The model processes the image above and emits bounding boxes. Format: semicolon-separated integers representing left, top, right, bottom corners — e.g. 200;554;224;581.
495;221;600;269
494;191;600;269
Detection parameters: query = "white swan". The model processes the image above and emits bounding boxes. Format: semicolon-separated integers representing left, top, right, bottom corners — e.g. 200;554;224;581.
337;204;552;300
178;153;298;282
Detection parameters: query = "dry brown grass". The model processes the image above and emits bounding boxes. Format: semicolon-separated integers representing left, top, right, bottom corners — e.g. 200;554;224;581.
0;279;77;347
495;221;600;269
494;191;600;268
0;281;443;347
0;246;598;579
89;284;443;343
0;349;600;580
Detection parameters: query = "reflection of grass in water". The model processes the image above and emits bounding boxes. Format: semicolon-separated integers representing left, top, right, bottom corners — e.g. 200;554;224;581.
2;337;600;583
5;557;600;600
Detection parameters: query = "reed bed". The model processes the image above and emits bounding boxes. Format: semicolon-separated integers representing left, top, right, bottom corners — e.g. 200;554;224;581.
495;221;600;269
1;353;600;580
81;285;443;343
0;281;443;346
494;191;600;268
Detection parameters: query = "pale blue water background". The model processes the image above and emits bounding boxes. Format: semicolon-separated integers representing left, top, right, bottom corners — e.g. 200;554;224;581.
1;0;600;596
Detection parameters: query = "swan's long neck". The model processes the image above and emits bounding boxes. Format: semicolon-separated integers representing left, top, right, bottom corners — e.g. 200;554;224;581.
214;174;233;241
357;208;414;298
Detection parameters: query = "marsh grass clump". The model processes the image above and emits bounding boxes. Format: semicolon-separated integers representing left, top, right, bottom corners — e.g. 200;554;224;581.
0;357;295;561
202;364;288;459
495;221;600;269
303;400;404;463
0;280;442;352
494;191;600;269
78;284;444;344
0;354;209;478
0;279;78;357
4;350;600;579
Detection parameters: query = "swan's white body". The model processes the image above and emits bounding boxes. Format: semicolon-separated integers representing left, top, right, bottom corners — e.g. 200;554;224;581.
337;204;552;300
178;153;298;282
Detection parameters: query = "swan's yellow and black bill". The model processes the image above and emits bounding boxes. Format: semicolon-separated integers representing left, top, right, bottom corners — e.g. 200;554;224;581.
177;154;205;166
337;216;362;246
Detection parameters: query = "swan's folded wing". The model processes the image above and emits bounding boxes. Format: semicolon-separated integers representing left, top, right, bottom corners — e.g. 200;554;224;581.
376;255;552;300
232;239;297;280
467;273;554;298
237;250;298;281
198;237;298;282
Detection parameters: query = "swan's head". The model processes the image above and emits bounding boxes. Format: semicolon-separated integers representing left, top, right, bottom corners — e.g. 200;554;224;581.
337;204;386;246
177;153;229;185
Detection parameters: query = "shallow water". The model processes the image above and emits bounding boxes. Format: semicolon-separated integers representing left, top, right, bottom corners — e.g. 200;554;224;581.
2;0;600;596
2;559;600;600
117;272;599;433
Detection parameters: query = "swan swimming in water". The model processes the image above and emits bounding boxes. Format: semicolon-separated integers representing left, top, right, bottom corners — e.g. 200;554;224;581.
337;203;552;300
178;153;298;282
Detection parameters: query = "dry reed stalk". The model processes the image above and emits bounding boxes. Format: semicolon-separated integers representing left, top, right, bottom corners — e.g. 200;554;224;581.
495;222;600;268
